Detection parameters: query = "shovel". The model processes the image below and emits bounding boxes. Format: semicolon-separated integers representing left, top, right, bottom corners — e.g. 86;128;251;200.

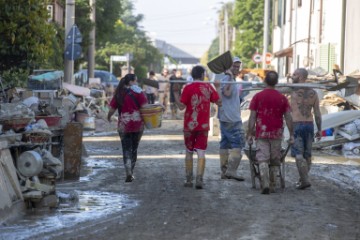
207;51;233;74
139;78;159;89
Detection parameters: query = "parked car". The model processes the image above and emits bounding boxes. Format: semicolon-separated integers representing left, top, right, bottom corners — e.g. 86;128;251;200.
73;70;119;88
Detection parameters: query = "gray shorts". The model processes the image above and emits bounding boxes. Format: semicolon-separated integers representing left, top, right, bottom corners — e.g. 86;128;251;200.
255;139;282;165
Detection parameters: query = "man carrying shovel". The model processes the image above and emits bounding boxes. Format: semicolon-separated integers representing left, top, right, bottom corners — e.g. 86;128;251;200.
215;56;247;181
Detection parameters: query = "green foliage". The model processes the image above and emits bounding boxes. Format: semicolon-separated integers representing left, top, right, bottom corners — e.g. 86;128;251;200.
75;0;163;77
208;37;220;61
231;0;265;68
1;68;30;88
0;0;162;87
0;0;57;72
134;65;147;80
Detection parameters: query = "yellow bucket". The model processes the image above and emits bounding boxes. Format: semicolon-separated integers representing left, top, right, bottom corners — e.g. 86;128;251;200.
140;104;163;129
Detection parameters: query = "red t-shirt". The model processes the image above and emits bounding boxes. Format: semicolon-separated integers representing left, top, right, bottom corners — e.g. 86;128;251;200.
249;88;290;139
109;88;147;132
180;82;220;131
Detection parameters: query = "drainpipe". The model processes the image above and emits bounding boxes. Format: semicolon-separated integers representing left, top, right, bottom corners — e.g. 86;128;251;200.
340;0;347;72
262;0;270;69
319;0;323;44
289;0;293;76
307;0;313;67
293;1;298;70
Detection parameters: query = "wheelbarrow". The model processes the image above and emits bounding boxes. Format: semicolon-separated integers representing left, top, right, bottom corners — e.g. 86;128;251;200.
244;143;291;189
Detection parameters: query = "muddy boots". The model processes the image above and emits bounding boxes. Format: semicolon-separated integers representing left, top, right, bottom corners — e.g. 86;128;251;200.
296;157;311;189
259;162;270;194
269;166;279;193
195;158;206;189
219;149;229;179
184;155;193;187
224;148;245;181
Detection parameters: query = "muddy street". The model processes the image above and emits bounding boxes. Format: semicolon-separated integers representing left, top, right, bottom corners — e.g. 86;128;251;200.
1;120;360;240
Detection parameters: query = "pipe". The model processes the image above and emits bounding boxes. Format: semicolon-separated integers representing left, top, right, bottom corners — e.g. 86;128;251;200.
262;0;270;69
340;0;347;72
307;0;313;67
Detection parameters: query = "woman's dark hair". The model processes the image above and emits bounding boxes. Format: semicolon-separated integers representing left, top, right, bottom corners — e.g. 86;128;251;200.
191;65;205;80
115;73;137;107
264;71;279;86
149;71;155;76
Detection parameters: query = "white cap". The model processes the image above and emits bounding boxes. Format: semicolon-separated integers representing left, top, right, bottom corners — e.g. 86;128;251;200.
233;57;241;63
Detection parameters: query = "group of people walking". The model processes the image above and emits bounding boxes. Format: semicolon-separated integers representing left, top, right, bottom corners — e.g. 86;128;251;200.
106;56;322;194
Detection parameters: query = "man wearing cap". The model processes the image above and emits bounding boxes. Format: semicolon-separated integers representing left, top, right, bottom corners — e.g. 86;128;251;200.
215;56;246;181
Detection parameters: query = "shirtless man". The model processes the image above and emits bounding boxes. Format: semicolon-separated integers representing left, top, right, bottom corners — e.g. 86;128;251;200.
290;68;322;189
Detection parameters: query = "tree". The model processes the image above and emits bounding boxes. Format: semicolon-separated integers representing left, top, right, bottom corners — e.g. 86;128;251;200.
231;0;266;68
0;0;56;71
75;0;163;77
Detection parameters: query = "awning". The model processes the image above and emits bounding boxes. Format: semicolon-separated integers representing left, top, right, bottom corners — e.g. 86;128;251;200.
273;47;293;58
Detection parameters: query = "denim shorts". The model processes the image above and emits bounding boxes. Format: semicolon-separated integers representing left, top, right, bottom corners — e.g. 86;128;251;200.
291;122;314;159
219;121;245;149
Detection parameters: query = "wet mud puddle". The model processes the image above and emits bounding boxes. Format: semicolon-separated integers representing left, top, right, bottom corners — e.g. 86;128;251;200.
0;157;137;240
0;191;138;239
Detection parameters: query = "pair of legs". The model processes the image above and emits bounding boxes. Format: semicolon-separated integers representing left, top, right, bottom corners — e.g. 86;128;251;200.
255;139;282;194
146;93;155;104
183;131;208;189
219;121;245;181
118;130;143;182
292;122;314;189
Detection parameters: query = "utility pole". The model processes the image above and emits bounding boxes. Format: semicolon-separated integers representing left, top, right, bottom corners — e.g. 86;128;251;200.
262;0;270;69
88;0;96;79
64;0;75;84
224;6;229;51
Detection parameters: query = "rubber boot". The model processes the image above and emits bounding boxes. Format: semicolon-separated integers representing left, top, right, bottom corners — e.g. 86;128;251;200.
225;148;245;181
296;158;312;187
195;158;206;189
124;162;133;182
219;149;229;179
259;162;270;194
269;166;278;193
296;157;311;189
307;157;312;173
184;153;193;187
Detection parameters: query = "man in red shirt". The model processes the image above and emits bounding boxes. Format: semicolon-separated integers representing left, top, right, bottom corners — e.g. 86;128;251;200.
247;71;294;194
174;65;222;189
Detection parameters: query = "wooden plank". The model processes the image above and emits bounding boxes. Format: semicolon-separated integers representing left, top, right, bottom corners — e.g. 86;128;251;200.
0;141;23;210
63;123;83;180
63;82;90;97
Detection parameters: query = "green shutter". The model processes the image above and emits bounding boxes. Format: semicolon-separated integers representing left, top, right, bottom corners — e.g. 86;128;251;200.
319;43;336;72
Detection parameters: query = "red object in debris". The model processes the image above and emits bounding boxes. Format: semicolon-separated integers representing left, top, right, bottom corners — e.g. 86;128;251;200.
35;115;62;127
0;117;33;132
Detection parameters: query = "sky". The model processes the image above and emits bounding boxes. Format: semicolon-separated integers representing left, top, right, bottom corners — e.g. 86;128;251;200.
132;0;230;57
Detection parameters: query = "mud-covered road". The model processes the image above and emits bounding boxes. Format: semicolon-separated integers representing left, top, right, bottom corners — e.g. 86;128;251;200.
2;120;360;240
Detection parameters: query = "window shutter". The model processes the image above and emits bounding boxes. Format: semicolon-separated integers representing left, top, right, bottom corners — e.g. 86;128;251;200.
319;43;335;72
